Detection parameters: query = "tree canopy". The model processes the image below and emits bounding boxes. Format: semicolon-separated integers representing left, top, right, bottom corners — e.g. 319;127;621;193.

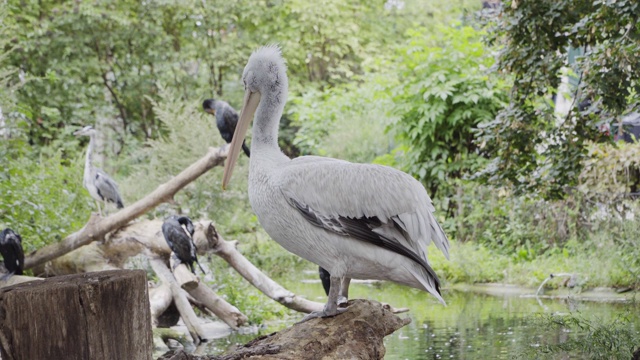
476;0;640;198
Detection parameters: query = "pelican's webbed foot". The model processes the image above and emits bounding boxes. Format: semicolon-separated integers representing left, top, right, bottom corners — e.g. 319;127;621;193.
297;307;348;324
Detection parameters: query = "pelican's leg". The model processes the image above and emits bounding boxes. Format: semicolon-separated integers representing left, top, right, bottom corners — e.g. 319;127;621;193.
298;276;348;323
337;277;351;306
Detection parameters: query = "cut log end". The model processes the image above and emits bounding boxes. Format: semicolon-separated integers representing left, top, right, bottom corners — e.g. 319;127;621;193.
0;270;153;360
170;258;200;291
160;299;411;360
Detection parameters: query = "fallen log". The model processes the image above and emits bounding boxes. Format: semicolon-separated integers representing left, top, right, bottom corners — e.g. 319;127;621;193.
159;299;411;360
150;258;206;345
149;282;173;326
0;270;153;360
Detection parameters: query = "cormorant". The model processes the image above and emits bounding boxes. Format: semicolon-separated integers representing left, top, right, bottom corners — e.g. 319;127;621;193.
0;228;25;278
203;98;251;157
161;215;205;274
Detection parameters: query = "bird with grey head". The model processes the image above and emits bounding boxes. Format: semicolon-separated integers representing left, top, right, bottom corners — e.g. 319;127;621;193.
203;98;251;157
222;45;451;322
74;125;124;217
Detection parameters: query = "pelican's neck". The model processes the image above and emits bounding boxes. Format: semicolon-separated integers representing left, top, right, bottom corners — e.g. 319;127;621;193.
251;91;285;153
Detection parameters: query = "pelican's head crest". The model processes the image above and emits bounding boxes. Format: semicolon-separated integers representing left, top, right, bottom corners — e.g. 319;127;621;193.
242;45;288;96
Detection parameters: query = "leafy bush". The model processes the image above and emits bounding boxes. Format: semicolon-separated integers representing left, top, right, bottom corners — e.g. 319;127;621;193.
288;71;399;163
389;25;509;197
579;141;640;195
0;141;93;251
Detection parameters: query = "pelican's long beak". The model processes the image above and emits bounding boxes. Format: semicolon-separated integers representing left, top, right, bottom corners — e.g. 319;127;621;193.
222;89;260;189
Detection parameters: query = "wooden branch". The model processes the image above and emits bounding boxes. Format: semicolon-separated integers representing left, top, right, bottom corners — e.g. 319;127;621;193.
25;146;228;270
159;299;411;360
211;233;324;314
150;258;206;345
185;282;248;330
171;258;199;291
149;282;173;326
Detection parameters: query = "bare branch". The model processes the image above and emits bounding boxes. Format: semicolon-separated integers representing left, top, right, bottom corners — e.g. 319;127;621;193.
150;258;206;345
25;146;229;269
210;232;324;314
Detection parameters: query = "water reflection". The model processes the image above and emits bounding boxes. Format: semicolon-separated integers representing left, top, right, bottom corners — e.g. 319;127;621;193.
198;279;639;359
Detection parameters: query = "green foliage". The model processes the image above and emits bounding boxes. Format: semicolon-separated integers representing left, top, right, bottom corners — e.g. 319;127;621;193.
477;0;640;198
0;143;92;251
117;86;256;231
579;142;640;195
288;71;399;163
390;25;509;196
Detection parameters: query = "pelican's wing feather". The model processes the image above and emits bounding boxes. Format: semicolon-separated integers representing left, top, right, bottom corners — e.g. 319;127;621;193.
290;197;442;294
276;156;450;260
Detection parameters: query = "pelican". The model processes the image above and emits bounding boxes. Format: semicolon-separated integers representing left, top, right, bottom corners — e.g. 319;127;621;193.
222;46;450;321
74;125;124;216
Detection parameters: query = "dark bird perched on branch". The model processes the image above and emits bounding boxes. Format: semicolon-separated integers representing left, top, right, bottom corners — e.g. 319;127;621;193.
0;228;25;278
203;98;251;157
162;215;205;274
74;125;124;216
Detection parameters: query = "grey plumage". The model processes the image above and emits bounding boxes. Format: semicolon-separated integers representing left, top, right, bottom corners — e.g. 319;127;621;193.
222;46;450;321
74;126;124;216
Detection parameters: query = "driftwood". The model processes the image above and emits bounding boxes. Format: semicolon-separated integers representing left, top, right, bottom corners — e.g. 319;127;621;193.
172;260;200;291
150;258;207;345
184;281;248;330
0;270;153;360
160;299;411;360
25;146;229;270
149;282;173;325
37;218;327;315
209;231;324;314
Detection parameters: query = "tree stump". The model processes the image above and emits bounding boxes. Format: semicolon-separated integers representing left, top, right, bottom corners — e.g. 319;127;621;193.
160;299;411;360
0;270;153;360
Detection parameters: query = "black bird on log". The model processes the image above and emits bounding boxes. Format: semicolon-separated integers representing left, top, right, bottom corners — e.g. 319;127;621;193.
0;228;25;278
161;216;205;274
203;99;251;157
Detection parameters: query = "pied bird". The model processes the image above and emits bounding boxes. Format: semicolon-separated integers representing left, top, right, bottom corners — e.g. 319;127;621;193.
74;125;124;216
0;228;25;278
203;98;251;157
162;215;205;274
221;46;451;322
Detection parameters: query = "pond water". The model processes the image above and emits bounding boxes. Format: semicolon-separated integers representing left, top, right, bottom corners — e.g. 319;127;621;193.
196;276;639;359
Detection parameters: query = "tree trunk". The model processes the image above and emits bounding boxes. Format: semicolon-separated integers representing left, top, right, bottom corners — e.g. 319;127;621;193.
160;299;411;360
0;270;153;360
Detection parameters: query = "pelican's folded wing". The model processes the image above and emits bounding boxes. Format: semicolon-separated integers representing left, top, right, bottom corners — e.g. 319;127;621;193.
275;156;450;261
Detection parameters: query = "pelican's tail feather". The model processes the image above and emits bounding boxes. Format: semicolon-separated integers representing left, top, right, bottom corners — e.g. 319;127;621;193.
404;264;446;306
